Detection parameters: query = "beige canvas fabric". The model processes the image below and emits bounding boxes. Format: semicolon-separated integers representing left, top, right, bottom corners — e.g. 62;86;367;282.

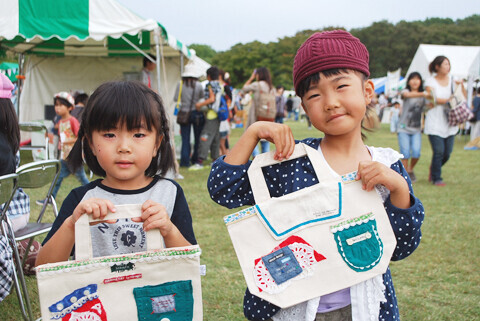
37;204;202;320
224;143;396;308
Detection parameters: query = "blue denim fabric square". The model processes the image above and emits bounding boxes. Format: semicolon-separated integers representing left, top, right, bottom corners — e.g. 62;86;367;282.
261;246;302;285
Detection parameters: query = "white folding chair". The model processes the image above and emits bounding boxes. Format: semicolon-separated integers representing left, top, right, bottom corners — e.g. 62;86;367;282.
19;122;50;160
13;160;61;250
0;173;34;321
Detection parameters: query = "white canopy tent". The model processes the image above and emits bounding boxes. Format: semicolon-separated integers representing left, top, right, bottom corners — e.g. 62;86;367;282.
406;44;480;103
0;0;210;123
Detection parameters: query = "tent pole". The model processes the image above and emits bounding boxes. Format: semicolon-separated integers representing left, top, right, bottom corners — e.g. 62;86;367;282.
16;53;24;117
121;33;160;93
120;35;155;63
180;52;184;74
154;27;162;95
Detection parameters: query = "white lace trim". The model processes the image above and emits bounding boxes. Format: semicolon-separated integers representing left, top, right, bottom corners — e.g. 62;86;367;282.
253;242;318;294
367;146;403;167
350;275;386;321
367;146;403;202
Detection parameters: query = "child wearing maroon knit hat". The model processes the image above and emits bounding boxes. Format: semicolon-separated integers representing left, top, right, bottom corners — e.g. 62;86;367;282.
207;30;424;321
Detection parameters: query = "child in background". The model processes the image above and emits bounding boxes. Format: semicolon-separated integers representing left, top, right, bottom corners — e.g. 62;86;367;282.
390;100;400;133
398;72;428;182
71;92;88;123
36;81;196;265
208;30;424;320
37;92;89;205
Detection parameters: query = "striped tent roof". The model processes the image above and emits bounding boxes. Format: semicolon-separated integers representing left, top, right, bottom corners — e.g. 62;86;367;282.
0;0;193;58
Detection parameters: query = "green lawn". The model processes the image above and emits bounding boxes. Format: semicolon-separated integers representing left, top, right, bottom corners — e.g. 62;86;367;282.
1;121;479;320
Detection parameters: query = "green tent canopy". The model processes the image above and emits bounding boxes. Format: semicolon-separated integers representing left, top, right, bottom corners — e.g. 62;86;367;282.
0;0;209;124
0;0;192;58
0;62;19;81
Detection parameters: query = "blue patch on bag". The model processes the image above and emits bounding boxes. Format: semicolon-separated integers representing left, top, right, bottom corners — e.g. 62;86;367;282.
261;246;302;285
330;213;383;272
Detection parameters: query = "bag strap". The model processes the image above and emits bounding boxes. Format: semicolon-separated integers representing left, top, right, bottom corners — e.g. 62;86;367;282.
247;143;341;204
176;80;183;110
75;204;164;260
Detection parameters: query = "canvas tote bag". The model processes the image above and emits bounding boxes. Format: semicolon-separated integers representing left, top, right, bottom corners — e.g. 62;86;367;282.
36;204;202;321
224;143;396;308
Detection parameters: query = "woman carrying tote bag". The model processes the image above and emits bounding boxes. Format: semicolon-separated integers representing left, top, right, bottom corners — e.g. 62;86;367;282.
173;65;205;167
424;56;466;186
242;67;276;157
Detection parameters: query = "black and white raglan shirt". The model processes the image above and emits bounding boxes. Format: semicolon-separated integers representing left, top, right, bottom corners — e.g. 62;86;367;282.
42;176;196;258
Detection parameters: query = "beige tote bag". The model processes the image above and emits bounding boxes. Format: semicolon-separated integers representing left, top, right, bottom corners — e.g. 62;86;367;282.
37;204;202;321
224;143;396;308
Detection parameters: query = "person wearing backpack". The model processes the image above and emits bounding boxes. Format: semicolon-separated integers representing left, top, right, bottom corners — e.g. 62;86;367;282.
242;67;275;157
189;66;222;170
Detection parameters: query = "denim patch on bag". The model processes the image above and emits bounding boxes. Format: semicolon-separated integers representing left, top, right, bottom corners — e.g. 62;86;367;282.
133;280;193;321
261;246;303;285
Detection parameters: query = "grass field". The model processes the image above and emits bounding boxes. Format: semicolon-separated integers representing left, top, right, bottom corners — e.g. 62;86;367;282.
1;121;479;320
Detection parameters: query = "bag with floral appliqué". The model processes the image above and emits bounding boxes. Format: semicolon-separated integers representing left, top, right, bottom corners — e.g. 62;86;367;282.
223;143;397;308
36;204;203;321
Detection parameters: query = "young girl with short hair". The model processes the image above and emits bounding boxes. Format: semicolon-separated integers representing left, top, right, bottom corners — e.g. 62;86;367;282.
208;30;424;321
36;81;196;265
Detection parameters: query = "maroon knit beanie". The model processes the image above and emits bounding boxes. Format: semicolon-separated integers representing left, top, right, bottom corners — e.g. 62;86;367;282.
293;30;370;95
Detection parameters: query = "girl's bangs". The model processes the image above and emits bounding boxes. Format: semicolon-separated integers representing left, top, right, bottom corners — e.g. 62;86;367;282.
87;82;159;132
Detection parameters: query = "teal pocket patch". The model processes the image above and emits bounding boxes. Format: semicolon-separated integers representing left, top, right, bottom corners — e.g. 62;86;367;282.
133;280;193;321
330;213;383;272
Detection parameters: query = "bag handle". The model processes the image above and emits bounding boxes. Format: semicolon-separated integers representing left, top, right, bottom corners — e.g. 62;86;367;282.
75;204;164;261
247;143;341;204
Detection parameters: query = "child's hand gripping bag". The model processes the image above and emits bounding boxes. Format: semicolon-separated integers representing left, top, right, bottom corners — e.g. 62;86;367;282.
36;204;203;321
223;143;396;308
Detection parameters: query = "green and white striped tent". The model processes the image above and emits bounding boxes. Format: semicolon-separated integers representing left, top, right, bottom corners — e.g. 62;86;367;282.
0;0;205;122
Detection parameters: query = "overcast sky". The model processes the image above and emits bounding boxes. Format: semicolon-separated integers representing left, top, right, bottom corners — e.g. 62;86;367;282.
117;0;479;51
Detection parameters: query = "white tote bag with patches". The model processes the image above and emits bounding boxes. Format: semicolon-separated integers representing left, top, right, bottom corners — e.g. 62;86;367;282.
224;143;396;308
36;204;202;321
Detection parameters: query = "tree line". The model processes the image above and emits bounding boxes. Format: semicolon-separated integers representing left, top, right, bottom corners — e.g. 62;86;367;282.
189;15;480;90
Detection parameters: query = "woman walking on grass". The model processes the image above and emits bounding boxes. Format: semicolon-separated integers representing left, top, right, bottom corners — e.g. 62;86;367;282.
424;56;466;186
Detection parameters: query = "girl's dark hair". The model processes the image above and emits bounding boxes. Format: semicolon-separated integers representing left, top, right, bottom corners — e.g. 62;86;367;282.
0;98;20;153
67;81;174;177
428;55;449;74
296;69;374;140
405;72;424;92
256;67;273;90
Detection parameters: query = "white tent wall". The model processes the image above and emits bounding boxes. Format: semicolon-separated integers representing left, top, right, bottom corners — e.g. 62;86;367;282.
19;55;183;123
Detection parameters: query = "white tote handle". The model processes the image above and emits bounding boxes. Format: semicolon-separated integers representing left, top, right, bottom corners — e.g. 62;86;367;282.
75;204;164;261
247;143;340;204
